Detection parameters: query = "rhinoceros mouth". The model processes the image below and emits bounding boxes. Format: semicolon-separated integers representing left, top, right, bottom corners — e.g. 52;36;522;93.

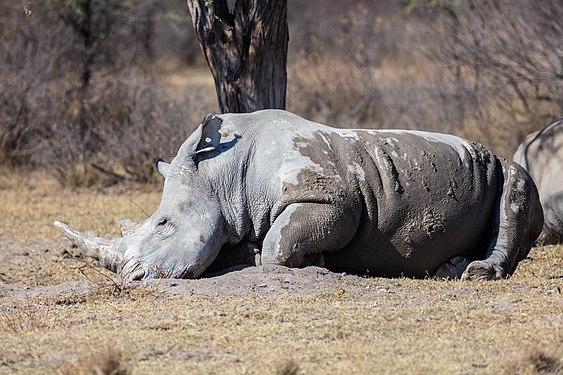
117;258;146;283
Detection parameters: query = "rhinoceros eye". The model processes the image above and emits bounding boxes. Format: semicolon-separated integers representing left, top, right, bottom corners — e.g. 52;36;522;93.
157;218;169;227
155;218;173;235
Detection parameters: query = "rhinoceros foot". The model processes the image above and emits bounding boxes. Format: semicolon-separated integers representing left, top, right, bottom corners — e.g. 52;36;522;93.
461;260;504;281
434;256;470;279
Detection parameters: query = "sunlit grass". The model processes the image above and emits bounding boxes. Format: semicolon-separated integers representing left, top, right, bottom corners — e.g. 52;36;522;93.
0;170;561;374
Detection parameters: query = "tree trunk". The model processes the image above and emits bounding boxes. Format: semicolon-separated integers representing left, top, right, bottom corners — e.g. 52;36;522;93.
187;0;288;113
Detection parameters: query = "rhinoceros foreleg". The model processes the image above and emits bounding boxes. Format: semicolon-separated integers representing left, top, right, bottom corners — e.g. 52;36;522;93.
461;161;543;280
260;202;359;268
204;241;261;274
537;192;563;245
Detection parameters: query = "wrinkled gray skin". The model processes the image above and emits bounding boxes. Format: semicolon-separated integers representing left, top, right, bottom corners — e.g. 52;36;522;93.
55;110;543;281
513;118;563;244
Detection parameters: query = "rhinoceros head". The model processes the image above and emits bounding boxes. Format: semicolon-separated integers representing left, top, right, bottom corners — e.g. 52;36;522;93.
56;115;229;281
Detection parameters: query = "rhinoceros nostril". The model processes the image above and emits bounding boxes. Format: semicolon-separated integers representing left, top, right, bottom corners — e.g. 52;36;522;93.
129;268;146;281
118;257;146;284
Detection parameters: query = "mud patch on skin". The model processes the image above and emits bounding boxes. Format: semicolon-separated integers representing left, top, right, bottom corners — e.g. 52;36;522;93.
422;209;447;239
280;131;352;206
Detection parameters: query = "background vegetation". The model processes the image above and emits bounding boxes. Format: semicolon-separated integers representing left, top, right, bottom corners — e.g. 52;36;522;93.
0;0;561;187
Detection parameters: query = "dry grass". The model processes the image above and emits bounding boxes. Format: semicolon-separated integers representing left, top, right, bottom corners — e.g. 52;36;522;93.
0;170;161;286
1;170;562;374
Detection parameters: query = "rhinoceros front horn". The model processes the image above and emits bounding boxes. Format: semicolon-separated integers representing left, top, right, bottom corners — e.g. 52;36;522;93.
54;221;123;273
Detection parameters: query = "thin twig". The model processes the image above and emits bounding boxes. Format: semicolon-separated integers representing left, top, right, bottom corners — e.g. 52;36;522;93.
129;198;150;218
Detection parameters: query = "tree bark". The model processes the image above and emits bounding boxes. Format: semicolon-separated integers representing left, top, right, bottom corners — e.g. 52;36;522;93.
187;0;288;113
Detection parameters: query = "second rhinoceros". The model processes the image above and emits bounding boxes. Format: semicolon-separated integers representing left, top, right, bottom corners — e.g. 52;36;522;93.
513;118;563;244
56;110;543;281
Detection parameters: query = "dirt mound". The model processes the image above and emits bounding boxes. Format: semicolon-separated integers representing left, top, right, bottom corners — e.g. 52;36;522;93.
146;265;368;298
0;236;375;301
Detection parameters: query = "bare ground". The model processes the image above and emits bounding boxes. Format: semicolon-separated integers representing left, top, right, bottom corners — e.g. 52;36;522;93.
1;172;562;374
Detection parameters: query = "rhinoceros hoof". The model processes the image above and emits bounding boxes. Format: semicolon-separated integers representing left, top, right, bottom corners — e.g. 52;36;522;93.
461;260;505;281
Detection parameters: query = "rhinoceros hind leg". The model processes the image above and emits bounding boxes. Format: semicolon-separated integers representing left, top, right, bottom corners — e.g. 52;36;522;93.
462;161;543;280
434;256;469;279
261;202;359;268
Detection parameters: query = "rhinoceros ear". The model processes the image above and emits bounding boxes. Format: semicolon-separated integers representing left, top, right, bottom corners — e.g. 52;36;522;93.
178;114;222;159
156;159;170;178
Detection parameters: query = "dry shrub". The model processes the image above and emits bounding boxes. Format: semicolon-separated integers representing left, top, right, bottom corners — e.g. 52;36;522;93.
61;347;132;375
1;304;55;334
3;0;561;184
289;0;561;158
34;74;207;188
290;57;384;128
0;1;207;187
407;0;562;156
0;2;66;167
288;2;388;128
275;359;301;375
504;343;563;375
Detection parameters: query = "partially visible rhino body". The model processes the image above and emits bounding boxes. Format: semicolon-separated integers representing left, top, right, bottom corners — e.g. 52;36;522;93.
513;118;563;244
56;110;543;281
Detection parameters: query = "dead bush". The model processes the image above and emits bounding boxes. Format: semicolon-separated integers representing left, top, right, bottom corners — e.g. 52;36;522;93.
61;347;132;375
3;0;561;182
408;0;562;155
289;0;561;158
504;343;563;375
288;2;388;128
36;74;204;187
289;57;384;128
0;2;67;167
0;1;204;185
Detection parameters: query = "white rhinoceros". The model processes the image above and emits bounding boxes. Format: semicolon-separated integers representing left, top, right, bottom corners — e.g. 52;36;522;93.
55;110;543;281
513;118;563;244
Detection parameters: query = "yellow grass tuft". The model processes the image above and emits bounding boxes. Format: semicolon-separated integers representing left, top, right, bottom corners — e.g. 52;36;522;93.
275;359;301;375
60;347;132;375
505;342;563;375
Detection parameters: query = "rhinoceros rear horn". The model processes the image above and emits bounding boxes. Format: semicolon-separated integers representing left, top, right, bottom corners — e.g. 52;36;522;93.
54;221;123;273
120;218;139;237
